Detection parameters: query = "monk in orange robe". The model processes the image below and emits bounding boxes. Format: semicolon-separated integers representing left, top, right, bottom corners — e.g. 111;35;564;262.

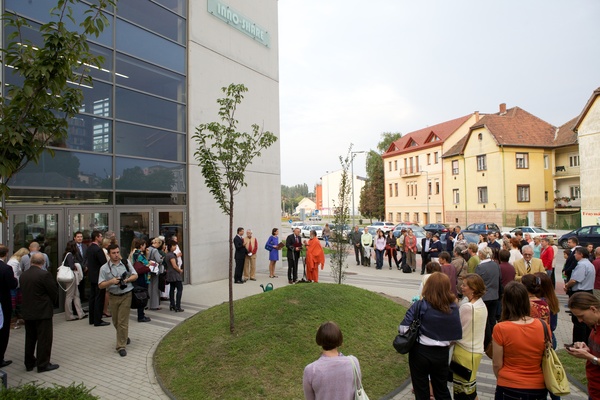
304;230;325;282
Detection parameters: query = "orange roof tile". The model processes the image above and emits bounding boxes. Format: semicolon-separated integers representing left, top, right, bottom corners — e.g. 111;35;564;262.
553;117;578;147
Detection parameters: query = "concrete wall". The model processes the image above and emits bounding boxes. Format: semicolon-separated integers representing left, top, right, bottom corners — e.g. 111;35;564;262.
187;0;280;283
578;96;600;226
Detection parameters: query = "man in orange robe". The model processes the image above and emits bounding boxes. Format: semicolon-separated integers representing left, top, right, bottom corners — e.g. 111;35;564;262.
304;230;325;282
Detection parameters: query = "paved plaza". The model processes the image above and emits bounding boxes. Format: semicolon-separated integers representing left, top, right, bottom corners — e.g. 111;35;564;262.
0;252;591;399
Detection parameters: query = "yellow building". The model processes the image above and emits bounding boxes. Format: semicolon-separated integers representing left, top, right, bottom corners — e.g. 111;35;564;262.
442;104;556;227
382;113;480;225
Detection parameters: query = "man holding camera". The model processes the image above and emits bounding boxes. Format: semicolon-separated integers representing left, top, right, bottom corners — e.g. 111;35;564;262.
98;244;138;357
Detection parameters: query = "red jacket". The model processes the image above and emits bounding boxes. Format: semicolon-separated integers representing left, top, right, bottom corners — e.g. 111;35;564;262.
540;246;554;270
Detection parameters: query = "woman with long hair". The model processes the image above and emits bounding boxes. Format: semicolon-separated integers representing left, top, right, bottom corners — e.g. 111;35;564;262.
534;271;560;347
62;240;86;321
508;238;523;265
492;281;548;399
147;237;165;310
165;240;184;312
400;272;462;399
565;292;600;399
266;228;281;278
521;274;550;325
477;234;488;251
374;229;386;270
452;274;488;400
303;321;361;400
130;237;151;323
7;248;29;327
386;229;400;270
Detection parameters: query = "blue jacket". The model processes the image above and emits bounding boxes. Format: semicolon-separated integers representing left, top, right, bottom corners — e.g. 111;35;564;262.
400;300;462;342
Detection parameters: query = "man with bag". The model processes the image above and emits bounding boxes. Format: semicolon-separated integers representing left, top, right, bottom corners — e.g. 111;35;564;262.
98;244;138;357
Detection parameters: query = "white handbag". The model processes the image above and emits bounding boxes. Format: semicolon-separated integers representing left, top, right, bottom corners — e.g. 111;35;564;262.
57;253;75;291
350;357;369;400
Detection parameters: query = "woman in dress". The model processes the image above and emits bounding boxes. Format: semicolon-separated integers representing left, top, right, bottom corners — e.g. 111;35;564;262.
303;321;361;400
165;240;184;312
400;272;462;400
492;281;548;399
304;230;325;283
452;274;488;400
61;240;86;321
565;292;600;400
147;237;165;310
385;230;400;270
130;238;151;323
266;228;280;278
374;229;386;270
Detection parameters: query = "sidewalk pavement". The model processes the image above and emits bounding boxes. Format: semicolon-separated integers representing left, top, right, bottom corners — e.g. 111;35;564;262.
1;255;590;399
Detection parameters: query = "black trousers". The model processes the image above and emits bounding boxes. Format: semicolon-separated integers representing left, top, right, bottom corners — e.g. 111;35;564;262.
287;251;299;281
169;281;183;309
420;252;430;273
353;244;361;264
571;289;593;343
0;301;11;362
88;283;105;325
234;257;245;282
409;343;452;400
24;318;53;371
483;299;498;348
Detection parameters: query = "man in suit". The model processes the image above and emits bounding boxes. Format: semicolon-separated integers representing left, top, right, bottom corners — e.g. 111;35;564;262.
73;231;88;302
0;245;18;367
286;228;302;284
86;230;110;326
233;227;247;284
420;232;432;275
563;236;580;284
20;253;59;372
513;245;545;281
243;229;258;281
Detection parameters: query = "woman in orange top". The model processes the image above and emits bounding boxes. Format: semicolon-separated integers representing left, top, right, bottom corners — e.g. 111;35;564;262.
492;281;548;399
304;230;325;283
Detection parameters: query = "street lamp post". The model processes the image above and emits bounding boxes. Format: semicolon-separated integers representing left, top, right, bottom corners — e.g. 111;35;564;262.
351;151;366;226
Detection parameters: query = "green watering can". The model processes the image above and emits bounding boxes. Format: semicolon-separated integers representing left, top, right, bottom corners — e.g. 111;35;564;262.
260;283;273;292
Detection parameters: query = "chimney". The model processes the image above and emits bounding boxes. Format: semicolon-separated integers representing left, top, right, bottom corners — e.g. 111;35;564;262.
474;111;479;122
499;103;507;114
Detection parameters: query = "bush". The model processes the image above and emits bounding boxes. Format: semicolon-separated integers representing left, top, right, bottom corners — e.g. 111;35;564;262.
0;383;98;399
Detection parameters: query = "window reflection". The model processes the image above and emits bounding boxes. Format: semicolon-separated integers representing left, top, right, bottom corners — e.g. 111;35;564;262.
115;122;185;162
74;80;112;117
116;192;186;205
6;189;112;206
11;150;112;190
115;87;185;131
117;0;185;44
152;0;187;16
115;157;185;192
47;114;112;153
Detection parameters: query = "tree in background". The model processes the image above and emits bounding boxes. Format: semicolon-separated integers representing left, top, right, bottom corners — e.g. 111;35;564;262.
330;146;354;284
358;132;402;222
0;0;115;220
193;84;277;334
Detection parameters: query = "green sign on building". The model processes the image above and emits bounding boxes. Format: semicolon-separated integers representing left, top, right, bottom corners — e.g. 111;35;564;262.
208;0;271;48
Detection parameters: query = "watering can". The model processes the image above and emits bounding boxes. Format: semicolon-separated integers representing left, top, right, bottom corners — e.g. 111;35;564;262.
260;283;273;292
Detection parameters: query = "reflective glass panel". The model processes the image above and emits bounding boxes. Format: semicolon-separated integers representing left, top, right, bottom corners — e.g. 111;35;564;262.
87;43;114;82
115;122;185;162
116;19;185;73
117;0;185;44
116;53;185;102
116;192;186;205
47;114;112;153
70;212;110;240
11;150;112;190
75;80;112;117
115;157;185;192
115;87;186;131
119;211;150;256
6;189;113;206
152;0;187;16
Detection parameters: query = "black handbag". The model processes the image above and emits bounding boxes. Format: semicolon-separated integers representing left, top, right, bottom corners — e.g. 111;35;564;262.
130;286;149;309
393;301;422;354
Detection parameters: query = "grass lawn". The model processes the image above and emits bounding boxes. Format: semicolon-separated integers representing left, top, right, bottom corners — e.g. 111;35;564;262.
154;284;409;399
557;349;588;389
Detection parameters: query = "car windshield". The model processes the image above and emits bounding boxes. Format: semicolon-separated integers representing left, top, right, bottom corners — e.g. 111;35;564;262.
535;228;549;233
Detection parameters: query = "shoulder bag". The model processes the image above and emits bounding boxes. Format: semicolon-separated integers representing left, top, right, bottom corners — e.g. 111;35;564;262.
393;300;422;354
265;237;274;252
540;320;570;396
349;357;369;400
57;253;75;291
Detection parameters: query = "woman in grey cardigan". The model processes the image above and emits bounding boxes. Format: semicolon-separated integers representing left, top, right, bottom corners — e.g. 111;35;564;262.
147;237;165;310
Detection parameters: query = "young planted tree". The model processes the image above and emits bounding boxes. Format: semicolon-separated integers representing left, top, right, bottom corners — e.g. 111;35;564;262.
330;146;354;284
0;0;115;220
193;84;277;333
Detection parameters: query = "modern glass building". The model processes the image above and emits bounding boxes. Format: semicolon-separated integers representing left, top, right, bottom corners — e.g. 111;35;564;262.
1;0;281;297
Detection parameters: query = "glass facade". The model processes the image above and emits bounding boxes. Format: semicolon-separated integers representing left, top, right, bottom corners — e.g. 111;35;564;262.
3;0;187;204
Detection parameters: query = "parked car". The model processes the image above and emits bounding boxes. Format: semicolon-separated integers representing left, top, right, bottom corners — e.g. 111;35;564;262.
308;214;322;221
501;226;557;241
370;221;395;233
392;225;426;238
301;225;323;238
330;223;351;240
393;222;420;230
558;225;600;249
462;223;501;235
423;223;450;237
290;221;305;230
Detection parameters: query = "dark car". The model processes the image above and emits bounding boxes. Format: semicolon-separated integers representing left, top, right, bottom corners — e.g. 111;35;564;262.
558;225;600;249
462;223;501;235
423;223;450;237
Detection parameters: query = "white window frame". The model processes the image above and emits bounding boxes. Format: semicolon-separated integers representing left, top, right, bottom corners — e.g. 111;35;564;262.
477;155;487;171
516;153;529;169
517;185;530;202
477;187;488;203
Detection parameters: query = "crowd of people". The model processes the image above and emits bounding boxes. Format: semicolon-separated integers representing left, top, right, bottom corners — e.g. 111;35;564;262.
0;229;185;368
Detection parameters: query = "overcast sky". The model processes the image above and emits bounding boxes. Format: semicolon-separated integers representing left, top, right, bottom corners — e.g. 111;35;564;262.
277;0;600;188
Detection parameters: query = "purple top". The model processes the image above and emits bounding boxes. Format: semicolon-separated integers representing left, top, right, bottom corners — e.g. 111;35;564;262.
303;354;361;400
375;237;386;251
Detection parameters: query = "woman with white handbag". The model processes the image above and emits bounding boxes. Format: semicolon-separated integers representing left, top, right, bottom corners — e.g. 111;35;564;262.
60;241;86;321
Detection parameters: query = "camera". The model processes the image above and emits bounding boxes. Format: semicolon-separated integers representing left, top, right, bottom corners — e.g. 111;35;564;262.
118;271;129;290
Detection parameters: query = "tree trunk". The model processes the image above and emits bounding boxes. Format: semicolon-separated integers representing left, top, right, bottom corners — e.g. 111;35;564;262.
228;197;235;334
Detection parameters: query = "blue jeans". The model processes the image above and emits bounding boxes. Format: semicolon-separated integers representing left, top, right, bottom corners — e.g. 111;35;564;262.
495;386;547;400
375;249;384;269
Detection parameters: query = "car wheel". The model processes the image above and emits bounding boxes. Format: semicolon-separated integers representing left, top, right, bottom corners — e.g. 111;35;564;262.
559;239;569;249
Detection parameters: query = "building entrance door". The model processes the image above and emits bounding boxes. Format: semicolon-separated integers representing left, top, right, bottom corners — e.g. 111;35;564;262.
119;211;151;257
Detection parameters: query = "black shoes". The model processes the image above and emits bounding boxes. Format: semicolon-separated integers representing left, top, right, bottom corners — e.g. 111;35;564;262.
119;349;127;357
127;337;131;345
234;280;244;284
94;321;110;327
38;363;59;373
138;316;151;323
0;360;12;368
176;308;184;312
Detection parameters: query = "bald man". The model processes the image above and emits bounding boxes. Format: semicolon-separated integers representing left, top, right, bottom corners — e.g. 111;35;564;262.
19;241;50;272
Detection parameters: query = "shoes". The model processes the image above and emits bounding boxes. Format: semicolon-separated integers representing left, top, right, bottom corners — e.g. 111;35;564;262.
94;321;110;327
102;313;112;318
0;360;12;368
389;267;392;270
67;318;78;322
170;306;176;311
26;366;34;372
176;308;185;312
80;314;88;320
127;337;131;345
138;316;151;323
38;363;59;373
234;280;244;284
356;262;360;265
150;307;162;310
160;297;169;301
119;349;127;357
249;278;256;281
82;307;89;313
289;280;293;284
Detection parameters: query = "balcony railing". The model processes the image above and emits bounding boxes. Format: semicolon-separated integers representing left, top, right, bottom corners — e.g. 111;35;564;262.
554;165;580;177
399;165;421;177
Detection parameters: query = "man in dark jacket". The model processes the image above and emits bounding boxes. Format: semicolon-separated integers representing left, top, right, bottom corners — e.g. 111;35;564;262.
349;226;362;265
86;230;109;326
20;253;59;372
0;245;18;367
233;227;247;284
286;228;302;284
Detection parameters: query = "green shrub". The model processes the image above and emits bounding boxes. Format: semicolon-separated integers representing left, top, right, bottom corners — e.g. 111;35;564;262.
0;383;98;399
